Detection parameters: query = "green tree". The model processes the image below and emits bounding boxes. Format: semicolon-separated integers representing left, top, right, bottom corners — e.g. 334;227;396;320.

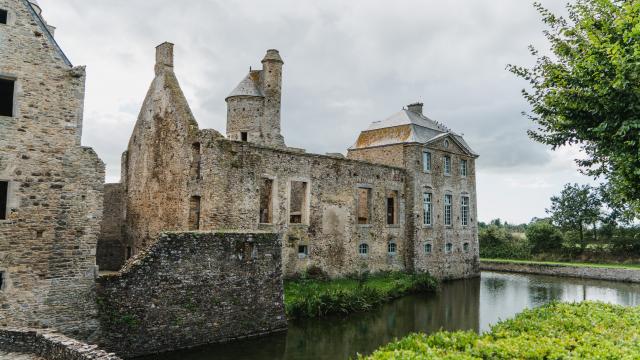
525;218;564;253
547;183;601;251
509;0;640;215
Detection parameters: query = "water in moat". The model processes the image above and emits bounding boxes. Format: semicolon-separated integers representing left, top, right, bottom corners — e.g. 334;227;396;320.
139;271;640;360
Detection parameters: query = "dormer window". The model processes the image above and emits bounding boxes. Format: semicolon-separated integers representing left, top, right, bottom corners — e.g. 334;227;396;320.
0;78;15;117
0;9;7;24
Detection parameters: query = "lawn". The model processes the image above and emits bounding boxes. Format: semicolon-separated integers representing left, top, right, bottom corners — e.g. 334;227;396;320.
482;258;640;270
360;301;640;359
284;272;437;319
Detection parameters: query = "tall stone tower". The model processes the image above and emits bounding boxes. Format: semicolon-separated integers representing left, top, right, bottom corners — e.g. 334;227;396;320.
0;0;104;339
226;49;286;148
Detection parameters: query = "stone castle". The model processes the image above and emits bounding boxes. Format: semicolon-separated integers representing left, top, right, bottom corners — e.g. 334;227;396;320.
97;41;480;279
0;0;479;356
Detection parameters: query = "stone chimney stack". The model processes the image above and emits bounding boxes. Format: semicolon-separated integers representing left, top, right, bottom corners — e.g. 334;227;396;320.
407;102;423;115
155;42;174;75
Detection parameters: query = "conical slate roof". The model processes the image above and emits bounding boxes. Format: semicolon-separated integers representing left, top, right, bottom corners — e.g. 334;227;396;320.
226;71;263;100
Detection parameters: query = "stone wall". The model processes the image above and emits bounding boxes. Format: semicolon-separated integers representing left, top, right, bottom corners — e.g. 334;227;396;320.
95;231;286;358
0;0;104;340
97;183;125;271
0;328;121;360
481;261;640;283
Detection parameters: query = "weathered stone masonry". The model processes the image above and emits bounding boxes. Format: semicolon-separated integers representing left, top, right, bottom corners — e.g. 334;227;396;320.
96;232;286;358
100;43;481;280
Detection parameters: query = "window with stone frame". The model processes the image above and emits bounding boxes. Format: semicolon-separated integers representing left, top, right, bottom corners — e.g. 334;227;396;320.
0;9;7;24
358;243;369;256
423;192;432;226
298;245;308;258
386;190;398;225
460;159;468;177
461;195;470;226
357;187;372;225
259;178;274;224
444;194;453;226
422;151;431;173
0;181;7;220
0;78;15;117
463;242;470;253
289;181;308;224
424;242;432;254
240;131;248;142
188;196;201;230
445;242;453;254
388;241;397;255
444;155;451;175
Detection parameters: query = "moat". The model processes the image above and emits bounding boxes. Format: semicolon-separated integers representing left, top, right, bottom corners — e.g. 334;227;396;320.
139;271;640;360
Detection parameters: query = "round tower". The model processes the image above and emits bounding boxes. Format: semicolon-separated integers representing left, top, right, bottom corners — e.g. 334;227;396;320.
260;49;285;147
225;71;264;143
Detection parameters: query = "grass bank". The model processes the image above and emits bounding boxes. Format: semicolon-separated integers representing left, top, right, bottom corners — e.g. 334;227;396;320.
284;272;437;319
482;258;640;270
361;301;640;359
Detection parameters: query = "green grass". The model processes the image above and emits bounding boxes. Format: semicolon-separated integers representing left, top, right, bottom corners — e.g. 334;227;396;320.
360;301;640;359
284;272;437;319
482;258;640;270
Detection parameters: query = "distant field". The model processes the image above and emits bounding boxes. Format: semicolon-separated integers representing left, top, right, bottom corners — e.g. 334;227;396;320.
482;258;640;270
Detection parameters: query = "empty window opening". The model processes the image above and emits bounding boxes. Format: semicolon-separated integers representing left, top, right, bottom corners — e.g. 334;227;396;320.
0;271;3;290
190;142;201;179
423;192;432;226
359;243;369;256
235;241;257;260
357;187;372;225
0;9;7;24
388;242;397;255
126;246;133;260
444;156;451;175
259;178;273;223
444;194;453;226
424;243;432;254
189;196;201;230
422;151;431;172
460;159;468;177
36;230;44;238
463;242;470;253
241;132;248;142
289;181;307;224
445;242;453;254
461;196;470;226
0;78;15;117
298;245;308;258
386;190;398;225
0;181;8;220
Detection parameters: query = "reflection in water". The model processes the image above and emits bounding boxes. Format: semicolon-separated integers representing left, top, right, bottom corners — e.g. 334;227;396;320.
139;272;640;360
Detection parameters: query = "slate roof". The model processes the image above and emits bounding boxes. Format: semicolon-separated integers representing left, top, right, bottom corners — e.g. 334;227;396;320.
351;108;478;157
226;70;263;99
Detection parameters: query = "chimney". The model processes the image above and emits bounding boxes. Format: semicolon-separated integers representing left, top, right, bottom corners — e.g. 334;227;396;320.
407;102;423;115
155;42;174;75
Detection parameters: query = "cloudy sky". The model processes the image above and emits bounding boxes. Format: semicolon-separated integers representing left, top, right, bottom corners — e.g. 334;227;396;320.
39;0;596;224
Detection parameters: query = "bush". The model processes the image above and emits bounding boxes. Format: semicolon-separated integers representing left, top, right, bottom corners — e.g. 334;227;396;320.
526;219;564;254
361;302;640;359
479;225;531;259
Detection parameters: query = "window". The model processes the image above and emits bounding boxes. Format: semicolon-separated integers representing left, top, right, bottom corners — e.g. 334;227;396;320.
424;243;432;254
386;190;398;225
0;181;7;220
241;132;248;142
189;196;201;230
357;187;372;225
423;192;432;226
126;246;133;260
445;243;453;254
460;159;468;177
422;151;431;172
0;9;7;24
0;271;4;290
461;196;470;226
463;242;470;253
0;78;15;117
444;139;450;148
358;243;369;256
444;156;451;175
444;194;452;226
190;142;201;179
298;245;308;258
289;181;308;224
259;178;273;224
388;242;397;255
